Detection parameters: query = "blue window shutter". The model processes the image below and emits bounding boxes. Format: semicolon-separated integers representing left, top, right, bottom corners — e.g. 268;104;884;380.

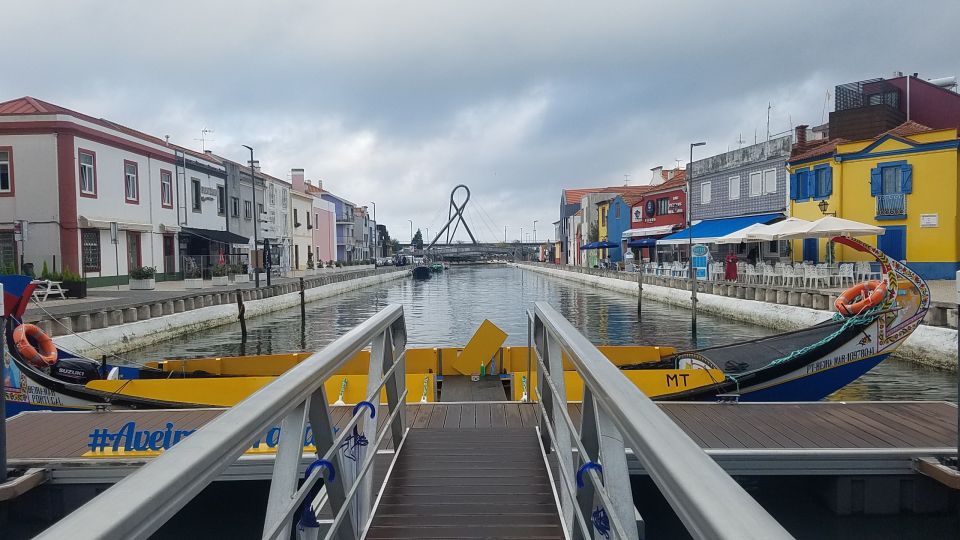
789;172;799;200
900;164;912;194
870;167;882;196
805;170;815;200
824;167;833;197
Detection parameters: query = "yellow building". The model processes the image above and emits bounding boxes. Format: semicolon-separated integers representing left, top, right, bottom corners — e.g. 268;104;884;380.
597;200;609;261
787;121;959;279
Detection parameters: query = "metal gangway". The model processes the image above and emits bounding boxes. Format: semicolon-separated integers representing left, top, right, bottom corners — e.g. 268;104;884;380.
37;303;792;539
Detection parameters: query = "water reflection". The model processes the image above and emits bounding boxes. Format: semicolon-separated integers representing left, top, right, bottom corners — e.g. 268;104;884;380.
128;265;957;402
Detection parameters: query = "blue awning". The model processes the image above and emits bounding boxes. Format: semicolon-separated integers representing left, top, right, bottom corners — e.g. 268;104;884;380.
579;240;618;250
658;213;784;246
628;238;658;248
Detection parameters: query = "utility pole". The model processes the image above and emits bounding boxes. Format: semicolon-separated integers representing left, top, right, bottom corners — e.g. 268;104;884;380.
504;226;508;243
242;145;259;288
533;220;538;244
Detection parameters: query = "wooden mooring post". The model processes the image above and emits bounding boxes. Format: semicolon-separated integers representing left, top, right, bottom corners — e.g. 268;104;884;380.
236;289;247;338
637;273;643;321
299;277;306;320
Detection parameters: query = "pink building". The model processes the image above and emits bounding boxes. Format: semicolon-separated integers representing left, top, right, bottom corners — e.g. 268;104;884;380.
306;182;336;265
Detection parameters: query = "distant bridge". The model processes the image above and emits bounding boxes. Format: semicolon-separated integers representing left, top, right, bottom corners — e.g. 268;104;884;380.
400;242;544;261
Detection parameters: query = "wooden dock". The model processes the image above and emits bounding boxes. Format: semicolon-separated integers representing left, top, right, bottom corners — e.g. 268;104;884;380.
5;401;955;483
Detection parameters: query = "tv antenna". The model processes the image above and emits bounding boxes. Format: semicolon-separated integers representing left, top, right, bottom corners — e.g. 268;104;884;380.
623;173;631;185
194;128;215;152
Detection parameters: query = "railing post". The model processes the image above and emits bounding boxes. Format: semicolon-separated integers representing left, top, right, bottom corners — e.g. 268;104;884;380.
546;329;575;531
580;389;642;540
534;317;553;452
307;388;356;540
262;402;308;540
382;320;407;448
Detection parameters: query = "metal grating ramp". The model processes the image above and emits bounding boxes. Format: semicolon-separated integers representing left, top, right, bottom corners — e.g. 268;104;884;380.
367;428;564;539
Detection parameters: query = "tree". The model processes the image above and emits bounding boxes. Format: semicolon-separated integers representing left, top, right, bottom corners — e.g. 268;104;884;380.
391;238;401;253
588;222;599;243
413;229;424;250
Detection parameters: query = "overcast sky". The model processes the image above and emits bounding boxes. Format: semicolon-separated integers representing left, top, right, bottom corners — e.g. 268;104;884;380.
3;1;958;243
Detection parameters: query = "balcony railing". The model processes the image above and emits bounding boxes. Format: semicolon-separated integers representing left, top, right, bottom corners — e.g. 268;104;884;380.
876;193;906;217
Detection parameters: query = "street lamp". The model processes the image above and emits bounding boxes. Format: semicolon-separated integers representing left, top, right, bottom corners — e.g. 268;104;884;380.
369;201;376;260
504;225;508;243
688;141;706;337
408;219;413;247
241;144;259;288
533;220;538;244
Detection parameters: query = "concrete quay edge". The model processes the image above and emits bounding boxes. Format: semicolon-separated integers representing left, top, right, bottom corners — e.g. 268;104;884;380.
51;269;409;358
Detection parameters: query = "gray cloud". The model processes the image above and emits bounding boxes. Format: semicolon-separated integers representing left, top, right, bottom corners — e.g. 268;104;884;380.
2;0;957;242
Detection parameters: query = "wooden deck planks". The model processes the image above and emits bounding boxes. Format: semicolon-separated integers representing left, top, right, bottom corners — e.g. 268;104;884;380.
5;401;956;463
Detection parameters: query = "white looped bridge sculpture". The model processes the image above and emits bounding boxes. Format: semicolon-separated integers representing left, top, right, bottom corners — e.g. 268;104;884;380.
427;184;478;248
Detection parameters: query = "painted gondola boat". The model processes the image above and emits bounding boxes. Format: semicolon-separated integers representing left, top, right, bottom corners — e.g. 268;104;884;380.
1;237;929;415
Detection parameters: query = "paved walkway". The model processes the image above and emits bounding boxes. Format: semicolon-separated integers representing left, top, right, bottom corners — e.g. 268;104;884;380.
22;268;382;322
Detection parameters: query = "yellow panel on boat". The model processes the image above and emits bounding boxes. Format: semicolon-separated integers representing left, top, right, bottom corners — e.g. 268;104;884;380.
449;320;508;375
153;348;441;377
500;346;676;372
511;368;723;401
86;373;436;407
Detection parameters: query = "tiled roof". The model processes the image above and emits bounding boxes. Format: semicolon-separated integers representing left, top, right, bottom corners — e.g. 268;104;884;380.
562;187;605;205
789;120;938;163
789;138;845;162
0;96;173;149
884;120;933;138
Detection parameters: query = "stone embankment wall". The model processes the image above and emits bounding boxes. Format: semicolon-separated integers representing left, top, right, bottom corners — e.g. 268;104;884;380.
51;268;409;357
518;263;958;371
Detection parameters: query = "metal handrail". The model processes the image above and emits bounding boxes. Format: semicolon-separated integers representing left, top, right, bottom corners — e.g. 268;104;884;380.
532;302;793;540
37;304;408;540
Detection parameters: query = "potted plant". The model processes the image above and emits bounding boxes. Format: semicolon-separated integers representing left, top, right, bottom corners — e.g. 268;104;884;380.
211;263;229;286
184;264;204;289
256;267;267;284
233;263;250;283
61;266;88;298
129;266;156;291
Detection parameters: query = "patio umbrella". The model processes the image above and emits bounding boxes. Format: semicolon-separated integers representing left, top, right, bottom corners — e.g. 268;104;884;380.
778;216;886;240
715;223;771;244
745;217;813;241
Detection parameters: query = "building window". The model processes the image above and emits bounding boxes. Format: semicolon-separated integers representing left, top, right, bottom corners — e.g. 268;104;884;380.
728;176;740;200
159;170;173;208
258;203;264;216
81;229;101;272
815;168;830;197
700;181;711;204
78;149;97;196
281;189;288;209
614;204;621;219
217;185;226;215
123;160;139;203
191;178;202;211
881;167;901;194
749;171;762;197
244;200;253;219
231;197;240;217
269;184;276;205
0;147;13;195
656;197;669;215
762;169;777;194
294;208;299;227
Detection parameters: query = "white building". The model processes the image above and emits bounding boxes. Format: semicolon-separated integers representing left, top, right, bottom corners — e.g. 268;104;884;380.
289;168;314;271
0;96;184;286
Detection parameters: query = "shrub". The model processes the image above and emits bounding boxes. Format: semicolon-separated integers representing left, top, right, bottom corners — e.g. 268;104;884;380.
130;266;156;280
184;265;201;279
40;261;50;280
212;264;228;277
61;266;83;282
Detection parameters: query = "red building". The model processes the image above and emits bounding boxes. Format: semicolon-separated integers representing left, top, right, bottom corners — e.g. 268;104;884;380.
623;168;686;262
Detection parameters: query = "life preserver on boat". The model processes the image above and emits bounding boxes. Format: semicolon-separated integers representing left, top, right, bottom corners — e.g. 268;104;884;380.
835;280;887;317
12;323;58;368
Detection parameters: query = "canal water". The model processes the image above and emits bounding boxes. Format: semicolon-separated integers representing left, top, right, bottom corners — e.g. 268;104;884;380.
125;265;957;539
129;265;957;402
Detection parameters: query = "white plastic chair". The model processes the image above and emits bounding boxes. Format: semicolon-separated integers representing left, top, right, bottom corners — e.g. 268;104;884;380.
836;263;855;288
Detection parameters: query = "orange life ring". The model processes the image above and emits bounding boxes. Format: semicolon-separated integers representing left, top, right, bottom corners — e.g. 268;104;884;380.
835;280;887;317
12;323;58;368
